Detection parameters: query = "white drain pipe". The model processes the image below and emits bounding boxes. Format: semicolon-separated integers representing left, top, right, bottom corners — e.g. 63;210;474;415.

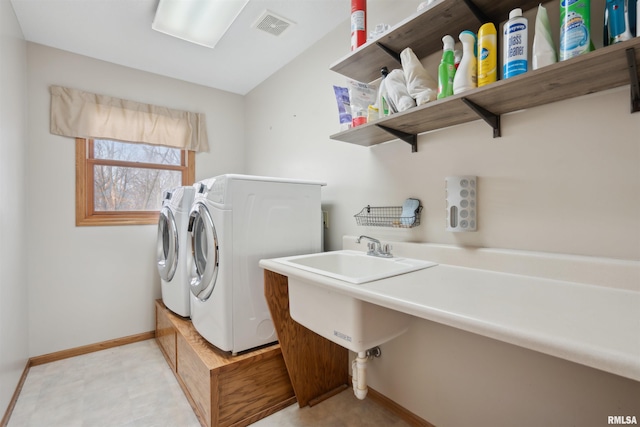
351;347;381;400
352;351;369;400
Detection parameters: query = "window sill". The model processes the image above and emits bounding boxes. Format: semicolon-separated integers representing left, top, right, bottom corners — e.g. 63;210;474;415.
76;212;160;226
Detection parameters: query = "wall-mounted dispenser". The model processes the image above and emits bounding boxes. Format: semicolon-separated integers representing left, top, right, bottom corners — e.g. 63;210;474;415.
446;176;477;232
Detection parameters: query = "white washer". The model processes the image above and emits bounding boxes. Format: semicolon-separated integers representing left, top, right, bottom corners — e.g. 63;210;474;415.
188;174;325;354
156;186;196;317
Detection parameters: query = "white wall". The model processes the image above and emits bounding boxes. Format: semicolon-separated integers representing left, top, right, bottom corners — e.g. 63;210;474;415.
246;0;640;261
0;0;29;415
3;0;638;423
245;0;640;425
25;43;246;356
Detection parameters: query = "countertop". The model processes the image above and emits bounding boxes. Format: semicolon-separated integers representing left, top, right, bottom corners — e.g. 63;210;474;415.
259;253;640;382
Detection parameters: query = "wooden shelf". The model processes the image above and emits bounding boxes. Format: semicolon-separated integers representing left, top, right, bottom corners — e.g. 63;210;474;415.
330;38;640;148
329;0;640;151
329;0;543;83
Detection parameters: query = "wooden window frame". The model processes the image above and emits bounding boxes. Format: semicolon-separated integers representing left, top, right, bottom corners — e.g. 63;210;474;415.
75;138;195;226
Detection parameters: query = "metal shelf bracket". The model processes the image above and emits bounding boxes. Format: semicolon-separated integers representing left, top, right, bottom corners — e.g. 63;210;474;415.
376;124;418;152
626;48;640;113
461;0;491;25
375;42;402;64
461;98;501;138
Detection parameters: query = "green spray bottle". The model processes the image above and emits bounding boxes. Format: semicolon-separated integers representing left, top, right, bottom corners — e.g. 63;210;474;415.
437;35;456;99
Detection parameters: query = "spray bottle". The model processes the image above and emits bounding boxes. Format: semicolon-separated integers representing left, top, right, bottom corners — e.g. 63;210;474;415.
377;67;390;119
477;23;497;87
503;8;528;79
604;0;634;44
453;31;477;94
437;35;456;99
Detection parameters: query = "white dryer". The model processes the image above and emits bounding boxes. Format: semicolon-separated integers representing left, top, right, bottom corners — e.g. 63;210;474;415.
188;174;324;354
156;186;196;317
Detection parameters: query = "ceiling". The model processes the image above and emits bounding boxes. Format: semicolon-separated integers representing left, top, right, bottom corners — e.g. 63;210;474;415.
10;0;350;95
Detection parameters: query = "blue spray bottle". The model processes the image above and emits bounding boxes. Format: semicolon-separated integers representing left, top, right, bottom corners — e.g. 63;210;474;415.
604;0;635;45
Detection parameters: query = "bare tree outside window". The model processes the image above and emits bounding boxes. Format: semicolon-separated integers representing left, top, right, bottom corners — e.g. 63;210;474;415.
76;138;195;226
92;140;182;211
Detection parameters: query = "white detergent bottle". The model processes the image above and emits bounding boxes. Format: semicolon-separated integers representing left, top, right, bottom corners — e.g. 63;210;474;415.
503;8;528;79
453;30;477;94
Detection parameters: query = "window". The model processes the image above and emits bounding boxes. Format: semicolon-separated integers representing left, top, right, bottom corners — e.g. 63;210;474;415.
76;138;195;226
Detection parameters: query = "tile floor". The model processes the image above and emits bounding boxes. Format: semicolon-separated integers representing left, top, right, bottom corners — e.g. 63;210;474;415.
8;340;410;427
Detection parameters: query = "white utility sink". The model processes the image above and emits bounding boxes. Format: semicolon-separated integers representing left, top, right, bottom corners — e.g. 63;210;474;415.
273;249;436;284
270;250;438;353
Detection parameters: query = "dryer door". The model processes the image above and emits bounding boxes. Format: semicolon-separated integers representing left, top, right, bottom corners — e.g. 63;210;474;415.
156;206;178;282
188;203;219;301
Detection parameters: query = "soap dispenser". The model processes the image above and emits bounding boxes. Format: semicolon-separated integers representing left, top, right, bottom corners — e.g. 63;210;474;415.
446;176;477;232
437;35;456;99
453;30;477;94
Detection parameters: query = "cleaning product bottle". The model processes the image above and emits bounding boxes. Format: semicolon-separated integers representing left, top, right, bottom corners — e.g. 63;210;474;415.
503;8;528;79
454;49;463;69
437;35;456;99
477;22;497;87
604;0;633;45
533;3;557;69
560;0;592;60
453;30;477;94
377;66;390;119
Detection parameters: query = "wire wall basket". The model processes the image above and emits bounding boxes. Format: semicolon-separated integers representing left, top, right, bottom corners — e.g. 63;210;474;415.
354;205;422;228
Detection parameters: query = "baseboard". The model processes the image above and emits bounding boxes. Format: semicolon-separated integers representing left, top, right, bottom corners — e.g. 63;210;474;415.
0;362;30;427
347;375;435;427
366;386;435;427
29;331;155;366
1;331;154;427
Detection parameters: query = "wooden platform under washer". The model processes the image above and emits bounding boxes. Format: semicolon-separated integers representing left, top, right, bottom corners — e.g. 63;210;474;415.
155;300;296;427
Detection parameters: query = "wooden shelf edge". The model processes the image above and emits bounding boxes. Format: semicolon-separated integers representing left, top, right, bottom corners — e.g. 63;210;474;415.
330;39;640;148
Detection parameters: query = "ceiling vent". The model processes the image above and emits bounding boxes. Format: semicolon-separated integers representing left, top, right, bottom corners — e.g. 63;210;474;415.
253;10;294;36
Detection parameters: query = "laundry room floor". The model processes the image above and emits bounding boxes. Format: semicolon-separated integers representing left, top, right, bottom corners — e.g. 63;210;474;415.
7;340;411;427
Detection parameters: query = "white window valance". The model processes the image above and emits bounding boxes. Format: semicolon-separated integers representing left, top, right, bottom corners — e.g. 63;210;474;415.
50;85;209;152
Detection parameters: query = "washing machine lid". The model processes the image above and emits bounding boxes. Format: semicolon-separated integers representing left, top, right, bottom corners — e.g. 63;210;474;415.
188;202;219;301
157;206;178;282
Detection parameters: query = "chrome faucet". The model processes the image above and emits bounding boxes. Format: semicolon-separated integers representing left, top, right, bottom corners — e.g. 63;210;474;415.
356;235;393;258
